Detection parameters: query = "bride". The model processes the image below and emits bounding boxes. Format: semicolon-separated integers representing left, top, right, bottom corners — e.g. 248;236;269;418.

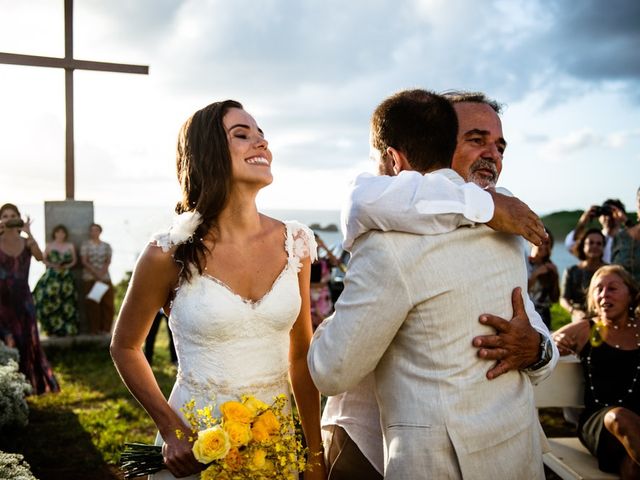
111;100;325;479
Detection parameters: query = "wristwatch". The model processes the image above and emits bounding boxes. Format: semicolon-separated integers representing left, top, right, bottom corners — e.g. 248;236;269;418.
525;334;553;372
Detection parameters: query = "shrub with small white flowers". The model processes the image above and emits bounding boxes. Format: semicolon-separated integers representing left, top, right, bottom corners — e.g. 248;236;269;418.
0;342;31;429
0;342;37;478
0;451;38;480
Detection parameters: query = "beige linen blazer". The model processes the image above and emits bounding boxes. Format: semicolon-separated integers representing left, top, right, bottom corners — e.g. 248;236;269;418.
309;225;545;479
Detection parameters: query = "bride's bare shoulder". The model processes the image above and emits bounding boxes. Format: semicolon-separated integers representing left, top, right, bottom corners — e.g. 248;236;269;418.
135;242;180;279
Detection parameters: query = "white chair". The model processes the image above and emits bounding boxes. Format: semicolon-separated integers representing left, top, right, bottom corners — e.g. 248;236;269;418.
533;356;619;480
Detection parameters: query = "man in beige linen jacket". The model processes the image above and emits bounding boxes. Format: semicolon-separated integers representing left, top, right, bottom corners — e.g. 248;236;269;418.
308;89;546;479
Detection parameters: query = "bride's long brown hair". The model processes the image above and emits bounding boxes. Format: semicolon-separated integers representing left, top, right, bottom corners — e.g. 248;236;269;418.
173;100;243;282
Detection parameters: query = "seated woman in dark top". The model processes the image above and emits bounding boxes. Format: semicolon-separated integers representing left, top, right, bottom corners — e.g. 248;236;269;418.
560;228;607;322
553;265;640;478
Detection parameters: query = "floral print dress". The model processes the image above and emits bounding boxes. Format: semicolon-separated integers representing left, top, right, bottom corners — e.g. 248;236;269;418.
33;249;78;336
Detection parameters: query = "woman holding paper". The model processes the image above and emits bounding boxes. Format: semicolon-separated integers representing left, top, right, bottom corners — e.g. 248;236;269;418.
80;223;114;334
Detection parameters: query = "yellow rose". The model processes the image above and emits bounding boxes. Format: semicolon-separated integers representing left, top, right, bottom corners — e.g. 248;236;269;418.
224;420;252;447
256;409;280;431
243;395;269;416
251;409;280;442
220;401;253;424
192;425;231;463
224;447;243;471
251;422;271;442
249;448;267;470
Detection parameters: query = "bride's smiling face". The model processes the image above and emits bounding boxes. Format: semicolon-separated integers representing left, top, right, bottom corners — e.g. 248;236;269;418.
224;108;273;188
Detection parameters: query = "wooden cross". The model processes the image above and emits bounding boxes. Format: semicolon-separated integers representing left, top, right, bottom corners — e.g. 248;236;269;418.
0;0;148;200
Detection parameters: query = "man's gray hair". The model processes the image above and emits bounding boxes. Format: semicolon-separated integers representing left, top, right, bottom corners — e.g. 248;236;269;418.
441;90;503;114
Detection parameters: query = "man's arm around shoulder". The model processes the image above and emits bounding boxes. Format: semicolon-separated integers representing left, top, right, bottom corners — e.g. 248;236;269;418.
342;170;494;250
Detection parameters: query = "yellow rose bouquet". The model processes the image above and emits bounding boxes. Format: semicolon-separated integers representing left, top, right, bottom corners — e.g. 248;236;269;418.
120;394;308;479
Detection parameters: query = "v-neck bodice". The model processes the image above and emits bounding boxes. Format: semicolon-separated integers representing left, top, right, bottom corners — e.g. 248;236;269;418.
201;259;291;308
163;220;316;417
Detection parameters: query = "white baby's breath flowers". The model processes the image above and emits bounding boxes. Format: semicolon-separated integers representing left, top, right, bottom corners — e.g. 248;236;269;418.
152;211;203;252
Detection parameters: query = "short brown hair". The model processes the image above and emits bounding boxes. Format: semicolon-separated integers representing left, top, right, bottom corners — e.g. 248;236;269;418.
0;203;20;217
51;224;69;240
371;89;458;174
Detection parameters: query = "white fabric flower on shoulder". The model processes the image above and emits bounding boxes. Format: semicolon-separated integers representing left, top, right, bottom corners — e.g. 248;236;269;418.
152;211;203;252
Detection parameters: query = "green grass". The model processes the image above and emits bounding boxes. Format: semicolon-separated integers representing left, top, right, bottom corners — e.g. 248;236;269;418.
550;302;572;332
0;325;176;480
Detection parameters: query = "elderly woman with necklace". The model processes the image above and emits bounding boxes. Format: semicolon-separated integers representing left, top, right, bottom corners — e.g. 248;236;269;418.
553;265;640;478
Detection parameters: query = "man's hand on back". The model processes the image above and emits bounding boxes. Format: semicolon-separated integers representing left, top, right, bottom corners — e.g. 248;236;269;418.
486;191;546;246
472;287;541;380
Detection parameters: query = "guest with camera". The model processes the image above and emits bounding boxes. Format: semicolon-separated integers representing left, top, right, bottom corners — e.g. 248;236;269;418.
565;199;627;263
612;186;640;285
0;203;59;394
552;265;640;478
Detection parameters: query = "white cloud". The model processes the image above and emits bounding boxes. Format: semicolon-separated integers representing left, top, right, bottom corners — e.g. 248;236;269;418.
540;127;640;158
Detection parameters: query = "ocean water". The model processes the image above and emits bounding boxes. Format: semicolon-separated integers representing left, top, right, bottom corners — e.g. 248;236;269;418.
23;205;343;287
21;204;576;287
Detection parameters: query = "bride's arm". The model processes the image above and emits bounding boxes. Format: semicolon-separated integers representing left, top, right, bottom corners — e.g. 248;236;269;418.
110;243;201;478
290;255;327;480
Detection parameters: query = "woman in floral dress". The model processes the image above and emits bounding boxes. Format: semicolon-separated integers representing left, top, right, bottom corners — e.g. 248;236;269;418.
34;224;78;336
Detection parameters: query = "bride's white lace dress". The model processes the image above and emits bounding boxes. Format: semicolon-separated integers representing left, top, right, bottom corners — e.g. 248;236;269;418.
151;220;316;479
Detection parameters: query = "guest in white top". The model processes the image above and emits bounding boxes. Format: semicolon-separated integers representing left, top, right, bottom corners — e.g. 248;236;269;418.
80;223;114;334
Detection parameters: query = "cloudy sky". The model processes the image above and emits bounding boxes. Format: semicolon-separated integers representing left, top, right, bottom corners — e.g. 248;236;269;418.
1;0;639;215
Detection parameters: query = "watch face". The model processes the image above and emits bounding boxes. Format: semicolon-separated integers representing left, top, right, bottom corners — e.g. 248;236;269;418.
541;337;553;362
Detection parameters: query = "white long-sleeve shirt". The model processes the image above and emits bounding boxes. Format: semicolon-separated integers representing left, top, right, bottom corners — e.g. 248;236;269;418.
341;168;495;251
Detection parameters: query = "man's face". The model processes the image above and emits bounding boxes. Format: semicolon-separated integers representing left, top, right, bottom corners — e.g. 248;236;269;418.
451;102;506;188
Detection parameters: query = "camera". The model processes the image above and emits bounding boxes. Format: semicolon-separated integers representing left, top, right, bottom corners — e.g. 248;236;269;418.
593;205;612;217
4;219;25;228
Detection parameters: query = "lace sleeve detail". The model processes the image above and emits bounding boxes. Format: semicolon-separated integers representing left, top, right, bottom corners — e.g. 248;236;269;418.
286;221;318;264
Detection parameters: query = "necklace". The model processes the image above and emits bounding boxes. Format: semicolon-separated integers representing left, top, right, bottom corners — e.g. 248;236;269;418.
593;320;640;349
586;319;640;406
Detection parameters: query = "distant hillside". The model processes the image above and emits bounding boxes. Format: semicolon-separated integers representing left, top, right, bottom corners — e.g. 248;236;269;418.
541;210;638;241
